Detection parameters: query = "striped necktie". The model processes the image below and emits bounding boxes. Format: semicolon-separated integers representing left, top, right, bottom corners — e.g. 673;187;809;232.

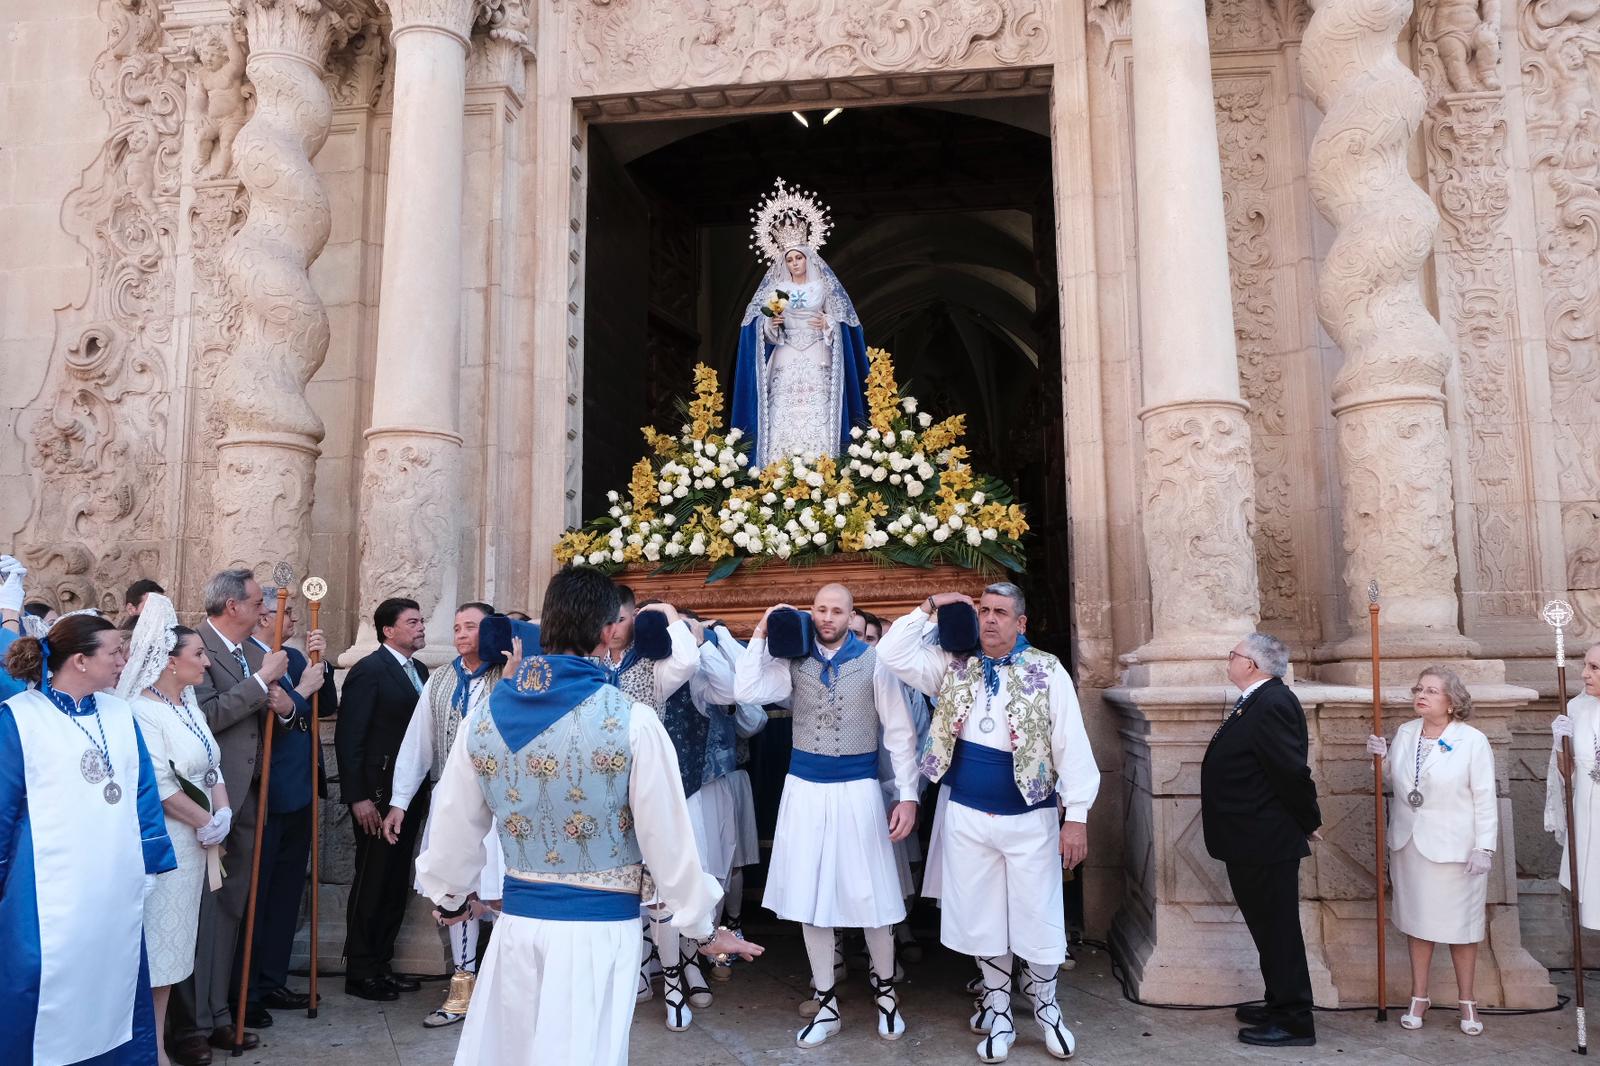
402;658;422;694
232;646;250;678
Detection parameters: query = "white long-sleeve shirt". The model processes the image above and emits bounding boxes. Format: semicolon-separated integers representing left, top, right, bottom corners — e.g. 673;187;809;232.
390;670;493;812
636;619;701;711
414;696;722;937
733;634;921;802
693;626;767;737
876;608;1101;822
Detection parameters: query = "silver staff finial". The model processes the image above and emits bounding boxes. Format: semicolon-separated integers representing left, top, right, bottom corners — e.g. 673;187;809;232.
1367;579;1379;604
301;576;328;602
272;561;294;592
1543;599;1575;667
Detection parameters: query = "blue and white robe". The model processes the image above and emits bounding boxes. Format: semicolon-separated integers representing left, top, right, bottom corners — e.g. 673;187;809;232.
0;688;176;1065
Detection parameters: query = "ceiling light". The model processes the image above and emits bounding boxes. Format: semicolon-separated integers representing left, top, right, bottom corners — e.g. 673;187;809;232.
822;108;843;125
792;111;810;127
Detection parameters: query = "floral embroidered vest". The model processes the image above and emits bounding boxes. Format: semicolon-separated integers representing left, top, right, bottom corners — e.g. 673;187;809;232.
918;647;1060;806
466;684;644;894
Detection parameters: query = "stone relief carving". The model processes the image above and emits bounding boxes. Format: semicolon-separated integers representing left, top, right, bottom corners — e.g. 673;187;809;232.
209;0;360;577
1521;0;1600;636
15;0;185;614
356;438;459;623
1416;11;1540;622
1210;0;1280;49
1214;75;1301;627
568;0;1051;95
322;21;389;109
190;20;252;178
1302;0;1469;643
1140;404;1262;637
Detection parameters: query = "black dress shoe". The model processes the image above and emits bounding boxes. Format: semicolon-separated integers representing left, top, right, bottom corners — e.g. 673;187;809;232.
1238;1023;1315;1047
207;1027;259;1051
346;976;400;1001
382;972;422;993
237;1003;273;1029
1234;1003;1271;1025
168;1033;213;1066
260;988;312;1011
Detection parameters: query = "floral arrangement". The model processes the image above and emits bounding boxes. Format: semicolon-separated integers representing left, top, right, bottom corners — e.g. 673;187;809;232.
554;349;1028;581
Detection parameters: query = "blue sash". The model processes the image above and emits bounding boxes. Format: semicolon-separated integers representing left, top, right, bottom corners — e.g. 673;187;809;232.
789;749;878;784
500;878;640;922
945;740;1054;816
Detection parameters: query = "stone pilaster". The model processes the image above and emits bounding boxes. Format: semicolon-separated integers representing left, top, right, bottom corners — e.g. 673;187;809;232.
1124;0;1263;687
345;0;486;664
209;0;358;579
1301;0;1478;676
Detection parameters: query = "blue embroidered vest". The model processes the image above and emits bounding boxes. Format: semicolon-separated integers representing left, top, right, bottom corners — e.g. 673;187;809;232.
660;682;708;801
466;684;644;895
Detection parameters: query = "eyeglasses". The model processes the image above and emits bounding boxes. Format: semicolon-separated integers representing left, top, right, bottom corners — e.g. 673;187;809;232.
1227;651;1256;665
1410;685;1446;698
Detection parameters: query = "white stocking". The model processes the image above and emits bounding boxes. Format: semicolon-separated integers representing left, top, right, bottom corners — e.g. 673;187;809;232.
863;924;896;979
801;924;838;992
451;919;481;973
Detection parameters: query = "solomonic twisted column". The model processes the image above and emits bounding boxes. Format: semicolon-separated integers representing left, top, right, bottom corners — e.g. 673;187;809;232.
210;0;358;577
1124;0;1263;686
1302;0;1476;664
345;0;484;662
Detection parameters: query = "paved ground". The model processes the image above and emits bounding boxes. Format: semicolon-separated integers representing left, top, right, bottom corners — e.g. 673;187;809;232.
229;937;1584;1065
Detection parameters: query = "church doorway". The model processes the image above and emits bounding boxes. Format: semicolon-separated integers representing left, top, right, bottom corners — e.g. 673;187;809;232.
579;99;1071;651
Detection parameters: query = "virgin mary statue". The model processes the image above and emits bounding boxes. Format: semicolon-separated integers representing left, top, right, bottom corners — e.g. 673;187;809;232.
730;179;868;468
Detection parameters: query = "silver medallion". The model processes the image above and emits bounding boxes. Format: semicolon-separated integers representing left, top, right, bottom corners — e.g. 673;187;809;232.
103;779;122;805
80;748;107;784
978;716;997;734
1407;789;1424;808
203;768;220;788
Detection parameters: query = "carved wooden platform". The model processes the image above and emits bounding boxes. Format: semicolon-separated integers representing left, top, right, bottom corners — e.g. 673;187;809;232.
619;557;993;636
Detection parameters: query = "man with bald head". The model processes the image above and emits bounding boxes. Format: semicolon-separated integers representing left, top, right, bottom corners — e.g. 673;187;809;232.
736;583;920;1048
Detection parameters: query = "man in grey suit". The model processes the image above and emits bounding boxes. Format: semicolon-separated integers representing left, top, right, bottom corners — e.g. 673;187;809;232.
169;569;292;1064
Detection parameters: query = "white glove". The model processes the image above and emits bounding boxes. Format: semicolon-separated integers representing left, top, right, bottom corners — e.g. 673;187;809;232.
0;566;24;614
1366;734;1388;758
1553;714;1575;746
1465;849;1493;876
196;806;232;847
0;555;22;578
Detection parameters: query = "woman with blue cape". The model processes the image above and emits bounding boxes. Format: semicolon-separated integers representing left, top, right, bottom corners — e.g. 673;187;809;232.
731;180;869;468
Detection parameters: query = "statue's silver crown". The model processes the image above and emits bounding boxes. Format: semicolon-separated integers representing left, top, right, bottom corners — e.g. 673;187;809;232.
749;177;832;263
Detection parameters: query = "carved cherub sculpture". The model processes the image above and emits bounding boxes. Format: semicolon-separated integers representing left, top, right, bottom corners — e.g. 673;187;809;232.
1433;0;1504;94
192;23;250;179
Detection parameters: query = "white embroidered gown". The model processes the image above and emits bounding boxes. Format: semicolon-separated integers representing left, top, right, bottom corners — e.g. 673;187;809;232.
762;278;837;462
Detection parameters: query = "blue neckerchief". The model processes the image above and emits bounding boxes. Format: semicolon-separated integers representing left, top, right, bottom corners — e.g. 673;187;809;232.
490;654;611;752
605;645;642;687
980;634;1031;696
452;656;492;718
811;631;869;689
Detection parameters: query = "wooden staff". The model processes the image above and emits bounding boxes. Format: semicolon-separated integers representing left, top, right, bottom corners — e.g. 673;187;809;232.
1545;599;1587;1055
303;575;328;1018
1369;579;1387;1021
234;565;292;1056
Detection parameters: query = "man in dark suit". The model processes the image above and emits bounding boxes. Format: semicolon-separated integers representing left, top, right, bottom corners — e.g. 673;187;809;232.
335;597;429;1001
231;589;338;1027
1201;632;1322;1048
171;569;292;1064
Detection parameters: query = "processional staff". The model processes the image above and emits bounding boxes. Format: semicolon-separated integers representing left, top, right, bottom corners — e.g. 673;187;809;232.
1546;598;1588;1056
1369;580;1388;1022
303;574;328;1019
233;563;292;1056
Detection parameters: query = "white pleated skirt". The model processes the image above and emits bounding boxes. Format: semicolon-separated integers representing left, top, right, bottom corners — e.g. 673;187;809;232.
1390;839;1486;944
452;913;638;1066
687;771;761;883
763;775;908;928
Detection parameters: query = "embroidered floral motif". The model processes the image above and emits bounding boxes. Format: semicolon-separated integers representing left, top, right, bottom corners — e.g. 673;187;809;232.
602;714;621;732
927;647;1061;803
591;748;627;775
566;785;587;803
527;753;560;778
618;806;634;832
545;849;561;865
503;812;533;839
505;786;522;803
563;812;599;841
471;753;499;777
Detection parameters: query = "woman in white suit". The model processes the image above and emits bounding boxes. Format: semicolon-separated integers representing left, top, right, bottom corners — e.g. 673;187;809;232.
1367;666;1496;1036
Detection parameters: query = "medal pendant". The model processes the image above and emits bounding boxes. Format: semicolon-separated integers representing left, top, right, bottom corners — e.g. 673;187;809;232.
103;780;122;805
978;716;997;734
80;749;107;784
203;768;220;788
1407;789;1424;808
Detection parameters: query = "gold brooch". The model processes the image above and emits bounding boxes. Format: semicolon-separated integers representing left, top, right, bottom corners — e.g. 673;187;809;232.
517;657;553;693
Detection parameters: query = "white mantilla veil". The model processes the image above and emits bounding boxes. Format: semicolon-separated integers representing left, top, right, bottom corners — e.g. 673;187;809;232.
115;592;197;714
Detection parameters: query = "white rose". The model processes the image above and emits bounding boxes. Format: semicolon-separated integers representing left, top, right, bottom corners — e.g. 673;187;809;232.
972;491;986;506
901;429;916;443
619;515;632;528
722;477;735;488
736;454;749;467
644;545;660;561
611;549;624;563
954;502;968;516
728;427;743;441
689;542;706;557
966;528;982;547
834;514;847;529
867;427;881;441
665;543;682;557
890;473;903;485
806;471;824;488
777;544;792;559
721;520;737;534
902;397;917;413
606;489;620;503
759;506;774;519
932;527;950;543
627;533;643;546
762;492;777;505
919;464;934;480
923;515;938;531
850;426;864;439
872;530;889;547
812;532;828;546
748;538;764;553
587;551;606;565
848;444;862;458
784;498;797;510
918;412;933;428
983;527;998;541
733;531;749;547
673;485;689;499
907;480;924;497
658;480;674;495
786;519;800;533
692;439;704;454
872;467;888;483
608;506;623;519
661;513;675;526
950;515;964;529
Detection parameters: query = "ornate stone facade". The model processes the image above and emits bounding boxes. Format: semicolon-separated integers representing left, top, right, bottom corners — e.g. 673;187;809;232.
3;0;1593;997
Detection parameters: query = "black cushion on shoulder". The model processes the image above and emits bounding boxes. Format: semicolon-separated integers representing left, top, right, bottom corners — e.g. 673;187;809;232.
478;615;541;665
767;608;813;659
633;609;674;661
937;601;981;656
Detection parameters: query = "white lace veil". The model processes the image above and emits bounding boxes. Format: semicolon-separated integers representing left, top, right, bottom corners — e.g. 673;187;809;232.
739;245;861;328
116;592;187;703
